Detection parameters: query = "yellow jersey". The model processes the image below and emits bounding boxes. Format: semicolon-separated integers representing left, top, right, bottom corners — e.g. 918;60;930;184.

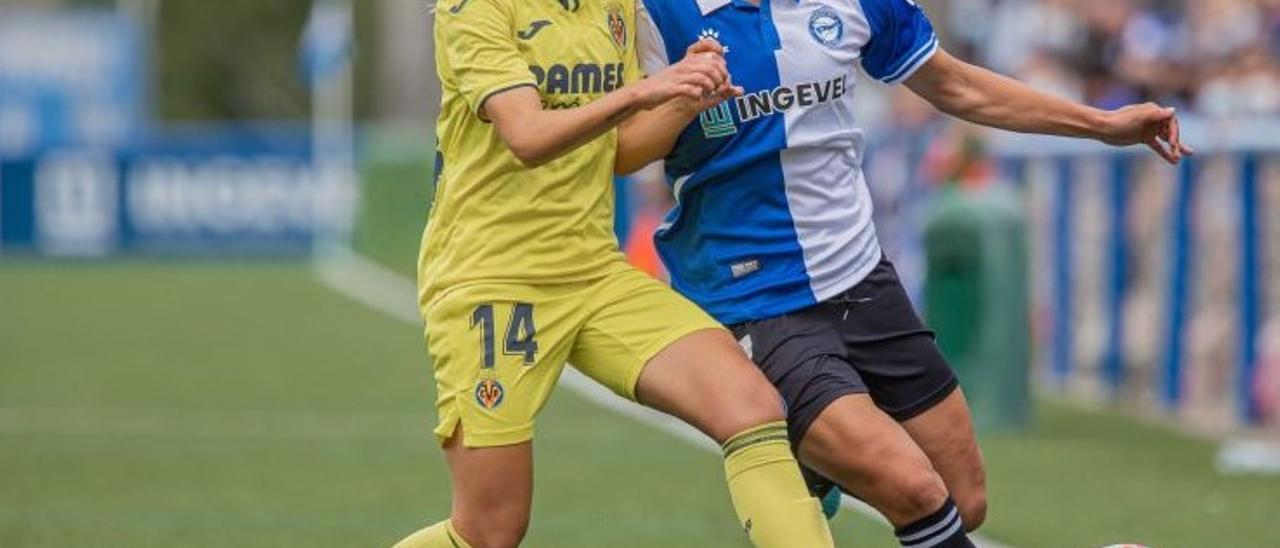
420;0;642;306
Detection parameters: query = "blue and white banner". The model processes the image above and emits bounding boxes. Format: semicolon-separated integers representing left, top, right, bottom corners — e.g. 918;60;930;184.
0;126;356;257
0;9;145;159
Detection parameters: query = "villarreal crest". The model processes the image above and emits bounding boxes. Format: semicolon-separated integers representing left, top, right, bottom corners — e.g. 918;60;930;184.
475;378;505;410
606;3;627;50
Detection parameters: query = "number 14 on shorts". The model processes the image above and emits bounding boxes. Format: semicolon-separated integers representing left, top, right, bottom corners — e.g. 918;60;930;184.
470;303;540;368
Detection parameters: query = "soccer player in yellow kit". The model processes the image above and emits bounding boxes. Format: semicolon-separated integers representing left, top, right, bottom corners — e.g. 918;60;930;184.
393;1;835;547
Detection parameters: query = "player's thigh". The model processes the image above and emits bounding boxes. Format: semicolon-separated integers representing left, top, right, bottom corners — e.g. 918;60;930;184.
636;329;788;443
441;426;534;547
901;388;987;527
568;268;780;443
424;283;577;449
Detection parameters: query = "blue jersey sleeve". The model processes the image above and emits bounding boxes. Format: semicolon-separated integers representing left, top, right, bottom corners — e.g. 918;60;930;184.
858;0;939;84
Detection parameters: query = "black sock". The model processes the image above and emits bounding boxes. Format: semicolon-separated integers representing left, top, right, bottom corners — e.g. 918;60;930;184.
894;498;974;548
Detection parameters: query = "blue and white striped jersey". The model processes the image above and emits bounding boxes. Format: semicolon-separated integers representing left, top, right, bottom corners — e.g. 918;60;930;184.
637;0;938;324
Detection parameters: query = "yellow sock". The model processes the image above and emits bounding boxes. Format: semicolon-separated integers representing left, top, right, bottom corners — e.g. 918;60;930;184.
391;520;474;548
722;421;835;548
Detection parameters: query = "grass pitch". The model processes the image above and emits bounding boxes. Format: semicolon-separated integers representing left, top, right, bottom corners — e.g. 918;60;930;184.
0;263;878;547
2;262;1277;547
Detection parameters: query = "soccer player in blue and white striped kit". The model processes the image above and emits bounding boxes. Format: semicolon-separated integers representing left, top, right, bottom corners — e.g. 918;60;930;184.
626;1;1191;546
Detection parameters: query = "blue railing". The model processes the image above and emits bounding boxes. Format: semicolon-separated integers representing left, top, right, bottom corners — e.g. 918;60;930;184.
988;117;1275;425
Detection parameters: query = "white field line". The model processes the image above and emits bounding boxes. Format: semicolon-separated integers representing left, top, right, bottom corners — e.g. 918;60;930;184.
314;249;1013;548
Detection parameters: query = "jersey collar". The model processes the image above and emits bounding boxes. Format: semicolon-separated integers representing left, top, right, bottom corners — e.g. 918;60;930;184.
696;0;732;15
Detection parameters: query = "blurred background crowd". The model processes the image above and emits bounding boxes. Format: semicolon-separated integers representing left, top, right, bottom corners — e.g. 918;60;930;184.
18;0;1276;121
943;0;1280;116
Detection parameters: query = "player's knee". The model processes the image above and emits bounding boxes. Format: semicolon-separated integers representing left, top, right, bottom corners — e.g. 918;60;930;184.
454;512;528;548
742;375;787;422
459;522;527;548
896;468;950;520
717;376;786;441
950;459;988;531
956;485;988;532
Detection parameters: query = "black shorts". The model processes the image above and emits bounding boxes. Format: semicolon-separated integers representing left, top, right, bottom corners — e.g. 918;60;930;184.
728;256;958;493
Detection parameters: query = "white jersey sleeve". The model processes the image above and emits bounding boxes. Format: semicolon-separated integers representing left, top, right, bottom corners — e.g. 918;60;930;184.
636;0;671;76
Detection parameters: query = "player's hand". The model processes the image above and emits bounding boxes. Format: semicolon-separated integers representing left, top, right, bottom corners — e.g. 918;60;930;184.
633;39;742;111
685;39;744;111
1099;102;1195;165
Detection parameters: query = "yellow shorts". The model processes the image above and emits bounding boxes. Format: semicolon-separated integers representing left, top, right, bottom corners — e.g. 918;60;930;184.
423;266;725;448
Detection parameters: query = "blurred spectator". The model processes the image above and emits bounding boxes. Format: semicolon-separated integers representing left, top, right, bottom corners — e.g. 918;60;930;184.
622;164;673;281
947;0;1280;115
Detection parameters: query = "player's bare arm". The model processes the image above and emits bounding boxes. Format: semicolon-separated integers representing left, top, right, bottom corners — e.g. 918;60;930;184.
616;39;743;175
484;44;732;169
905;49;1194;164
